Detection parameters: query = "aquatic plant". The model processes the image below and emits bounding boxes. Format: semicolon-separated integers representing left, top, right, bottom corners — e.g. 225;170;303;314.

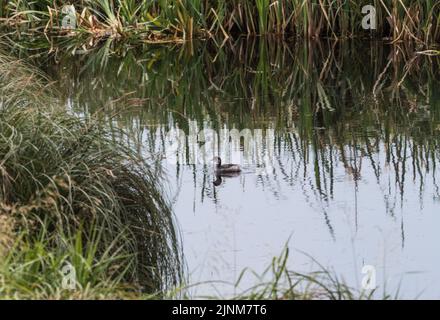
231;248;381;300
1;0;439;45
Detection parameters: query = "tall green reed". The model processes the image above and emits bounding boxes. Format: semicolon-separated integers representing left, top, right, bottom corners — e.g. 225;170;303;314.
1;0;439;43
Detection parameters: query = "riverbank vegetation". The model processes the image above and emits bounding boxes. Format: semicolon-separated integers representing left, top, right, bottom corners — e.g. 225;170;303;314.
0;0;439;47
1;1;433;296
0;50;182;298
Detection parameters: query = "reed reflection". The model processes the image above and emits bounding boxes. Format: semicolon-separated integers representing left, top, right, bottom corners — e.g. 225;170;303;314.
53;38;440;244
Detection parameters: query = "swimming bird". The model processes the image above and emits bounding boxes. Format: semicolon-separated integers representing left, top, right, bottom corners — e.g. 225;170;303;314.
213;157;241;174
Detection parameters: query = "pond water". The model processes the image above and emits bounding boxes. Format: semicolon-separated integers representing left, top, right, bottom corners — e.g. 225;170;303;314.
49;39;440;298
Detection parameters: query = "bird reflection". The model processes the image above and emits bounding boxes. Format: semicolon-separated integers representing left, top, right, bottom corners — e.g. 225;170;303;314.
213;172;241;187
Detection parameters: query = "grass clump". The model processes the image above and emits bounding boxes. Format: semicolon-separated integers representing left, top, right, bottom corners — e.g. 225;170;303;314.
0;224;139;299
0;51;182;299
190;248;391;300
229;249;380;300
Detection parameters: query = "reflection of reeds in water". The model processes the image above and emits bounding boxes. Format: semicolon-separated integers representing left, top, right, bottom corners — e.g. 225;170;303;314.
52;39;440;237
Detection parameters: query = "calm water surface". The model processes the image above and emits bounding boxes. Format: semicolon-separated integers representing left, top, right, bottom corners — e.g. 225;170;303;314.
50;40;440;298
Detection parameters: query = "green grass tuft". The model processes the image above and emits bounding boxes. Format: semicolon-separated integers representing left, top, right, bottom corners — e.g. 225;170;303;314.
0;49;182;298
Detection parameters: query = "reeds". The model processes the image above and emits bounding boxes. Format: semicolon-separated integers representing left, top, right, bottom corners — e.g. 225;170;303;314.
1;1;439;44
231;248;382;300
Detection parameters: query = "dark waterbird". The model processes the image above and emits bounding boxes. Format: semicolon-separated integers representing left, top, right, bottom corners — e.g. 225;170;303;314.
213;157;241;174
213;157;241;186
